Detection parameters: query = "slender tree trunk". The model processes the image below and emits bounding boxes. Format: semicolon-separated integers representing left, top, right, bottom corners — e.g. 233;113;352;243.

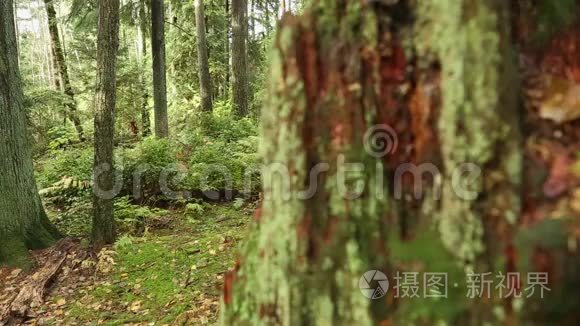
0;0;61;267
231;0;248;116
151;0;169;138
225;0;230;93
250;0;255;39
264;0;271;34
222;3;394;324
44;0;84;141
92;0;120;246
139;0;151;136
195;0;213;112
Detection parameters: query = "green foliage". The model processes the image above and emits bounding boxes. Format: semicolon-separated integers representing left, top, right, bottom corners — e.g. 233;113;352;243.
35;147;94;190
185;136;260;192
114;234;135;250
48;195;92;237
119;138;178;199
232;198;245;210
185;202;206;216
114;197;168;234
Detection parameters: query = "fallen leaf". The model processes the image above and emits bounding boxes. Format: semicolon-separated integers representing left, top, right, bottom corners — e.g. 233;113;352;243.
130;300;142;312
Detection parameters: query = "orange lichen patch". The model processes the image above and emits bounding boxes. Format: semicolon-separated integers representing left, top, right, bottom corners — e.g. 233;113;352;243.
223;259;241;305
322;217;340;245
297;213;312;240
296;24;319;110
409;70;440;163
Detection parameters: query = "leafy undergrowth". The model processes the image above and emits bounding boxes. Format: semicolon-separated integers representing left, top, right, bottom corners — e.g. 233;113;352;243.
35;204;249;325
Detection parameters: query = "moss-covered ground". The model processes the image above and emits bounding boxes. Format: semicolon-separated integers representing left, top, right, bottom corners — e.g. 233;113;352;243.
28;204;250;325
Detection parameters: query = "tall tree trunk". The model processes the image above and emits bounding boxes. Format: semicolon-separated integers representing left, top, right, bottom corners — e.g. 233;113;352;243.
231;0;248;116
92;0;120;246
250;0;255;39
222;3;394;324
225;0;230;93
44;0;84;141
264;0;271;34
0;0;61;267
151;0;169;138
195;0;213;112
139;0;151;137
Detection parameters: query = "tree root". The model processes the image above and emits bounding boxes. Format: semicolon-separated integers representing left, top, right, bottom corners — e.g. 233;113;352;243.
1;238;77;324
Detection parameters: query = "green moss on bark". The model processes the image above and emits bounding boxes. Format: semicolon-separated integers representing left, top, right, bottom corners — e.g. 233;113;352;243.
417;0;522;267
222;2;395;324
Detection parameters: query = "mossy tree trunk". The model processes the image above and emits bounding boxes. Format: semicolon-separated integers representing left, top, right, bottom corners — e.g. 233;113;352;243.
92;0;120;246
195;0;213;112
0;0;61;267
151;0;169;138
417;0;522;323
222;1;399;324
231;0;248;116
43;0;84;141
426;0;522;266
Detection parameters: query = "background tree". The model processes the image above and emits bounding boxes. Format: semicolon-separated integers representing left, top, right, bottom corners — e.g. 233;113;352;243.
151;0;169;138
92;0;120;246
44;0;84;140
0;0;61;267
138;0;151;136
231;0;248;116
195;0;212;112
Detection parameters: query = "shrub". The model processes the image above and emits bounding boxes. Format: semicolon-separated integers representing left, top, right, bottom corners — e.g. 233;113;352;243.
35;147;93;190
184;136;260;194
114;197;168;235
118;138;178;201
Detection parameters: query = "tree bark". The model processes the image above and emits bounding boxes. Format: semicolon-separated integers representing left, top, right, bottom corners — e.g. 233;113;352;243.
139;0;151;137
195;0;213;112
0;0;61;267
92;0;120;246
422;0;522;323
222;3;395;324
231;0;248;116
44;0;84;141
225;0;230;93
151;0;169;138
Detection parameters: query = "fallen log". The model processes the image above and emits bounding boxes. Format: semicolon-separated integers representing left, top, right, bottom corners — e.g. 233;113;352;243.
1;238;76;324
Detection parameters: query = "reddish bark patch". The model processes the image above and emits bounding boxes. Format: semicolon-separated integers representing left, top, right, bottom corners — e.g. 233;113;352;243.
222;259;241;305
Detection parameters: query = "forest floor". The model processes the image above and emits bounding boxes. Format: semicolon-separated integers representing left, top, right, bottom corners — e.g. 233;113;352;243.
0;204;251;325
